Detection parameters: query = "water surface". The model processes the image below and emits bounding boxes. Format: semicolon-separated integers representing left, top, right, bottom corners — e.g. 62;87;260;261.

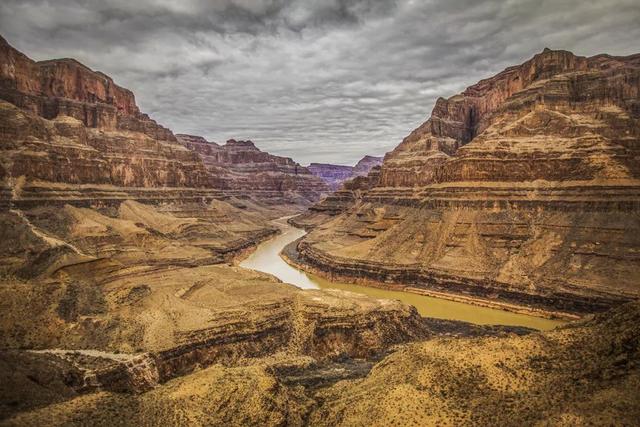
240;220;565;331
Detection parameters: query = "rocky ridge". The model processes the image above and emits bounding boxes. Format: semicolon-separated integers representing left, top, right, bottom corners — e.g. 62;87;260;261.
3;301;638;426
308;301;640;426
293;48;640;315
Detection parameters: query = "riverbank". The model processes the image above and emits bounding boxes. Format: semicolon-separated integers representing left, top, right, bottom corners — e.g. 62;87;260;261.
240;217;566;330
282;241;575;320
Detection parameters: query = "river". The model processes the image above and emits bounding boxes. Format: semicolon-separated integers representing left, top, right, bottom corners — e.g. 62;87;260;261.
240;219;565;331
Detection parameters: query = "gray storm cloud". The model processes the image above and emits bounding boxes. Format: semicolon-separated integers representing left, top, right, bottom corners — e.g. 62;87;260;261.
1;0;639;164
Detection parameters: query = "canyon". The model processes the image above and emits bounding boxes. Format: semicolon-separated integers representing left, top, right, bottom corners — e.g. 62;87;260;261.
175;134;329;205
293;48;640;317
0;35;424;423
0;33;638;426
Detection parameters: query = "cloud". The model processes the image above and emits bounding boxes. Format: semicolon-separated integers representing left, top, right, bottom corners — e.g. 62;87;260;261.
1;0;639;165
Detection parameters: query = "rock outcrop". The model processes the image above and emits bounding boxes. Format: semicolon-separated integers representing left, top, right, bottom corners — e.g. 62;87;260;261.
309;301;640;426
293;48;640;315
307;155;383;191
4;300;639;426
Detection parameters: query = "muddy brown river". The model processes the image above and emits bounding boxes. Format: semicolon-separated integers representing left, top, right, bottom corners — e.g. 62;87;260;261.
240;219;565;330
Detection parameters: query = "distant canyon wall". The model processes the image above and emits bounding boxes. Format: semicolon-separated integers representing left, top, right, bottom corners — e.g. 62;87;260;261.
308;155;383;190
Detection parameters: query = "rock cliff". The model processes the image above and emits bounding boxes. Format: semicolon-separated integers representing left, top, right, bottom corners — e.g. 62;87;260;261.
308;155;383;191
293;48;640;315
0;35;172;141
176;134;328;205
0;35;327;212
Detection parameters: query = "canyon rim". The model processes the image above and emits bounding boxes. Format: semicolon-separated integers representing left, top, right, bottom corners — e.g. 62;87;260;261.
1;1;639;426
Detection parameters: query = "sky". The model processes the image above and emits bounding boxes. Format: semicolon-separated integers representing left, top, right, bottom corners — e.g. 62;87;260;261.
1;1;639;165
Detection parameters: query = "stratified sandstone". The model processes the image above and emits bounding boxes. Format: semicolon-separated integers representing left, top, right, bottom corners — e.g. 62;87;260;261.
294;48;640;315
0;35;172;140
3;301;638;426
307;155;383;191
0;35;327;213
176;134;328;205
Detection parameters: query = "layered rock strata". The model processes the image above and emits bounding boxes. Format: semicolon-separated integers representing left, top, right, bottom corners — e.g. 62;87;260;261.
0;34;434;425
0;164;430;423
293;48;640;315
309;301;640;426
307;155;383;191
176;134;328;205
0;35;326;213
3;301;638;426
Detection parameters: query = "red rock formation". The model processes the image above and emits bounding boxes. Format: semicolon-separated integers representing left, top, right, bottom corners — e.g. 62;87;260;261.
381;48;640;187
176;134;329;204
0;35;173;141
0;35;326;208
308;156;383;191
294;48;640;315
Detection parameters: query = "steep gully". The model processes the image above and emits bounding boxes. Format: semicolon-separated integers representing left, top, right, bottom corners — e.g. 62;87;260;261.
240;217;564;331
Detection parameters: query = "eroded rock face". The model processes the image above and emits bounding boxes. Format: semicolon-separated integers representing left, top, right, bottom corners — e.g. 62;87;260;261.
0;34;222;210
309;301;640;426
0;36;172;140
0;36;327;212
294;48;640;315
4;302;639;426
176;134;329;205
381;48;640;187
307;156;383;191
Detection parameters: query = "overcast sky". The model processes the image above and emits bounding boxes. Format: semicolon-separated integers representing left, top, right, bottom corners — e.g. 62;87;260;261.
1;0;639;165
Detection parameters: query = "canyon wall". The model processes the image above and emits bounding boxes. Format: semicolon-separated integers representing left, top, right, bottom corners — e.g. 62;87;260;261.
176;134;328;205
308;155;383;190
1;34;638;426
294;48;640;315
0;35;327;211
